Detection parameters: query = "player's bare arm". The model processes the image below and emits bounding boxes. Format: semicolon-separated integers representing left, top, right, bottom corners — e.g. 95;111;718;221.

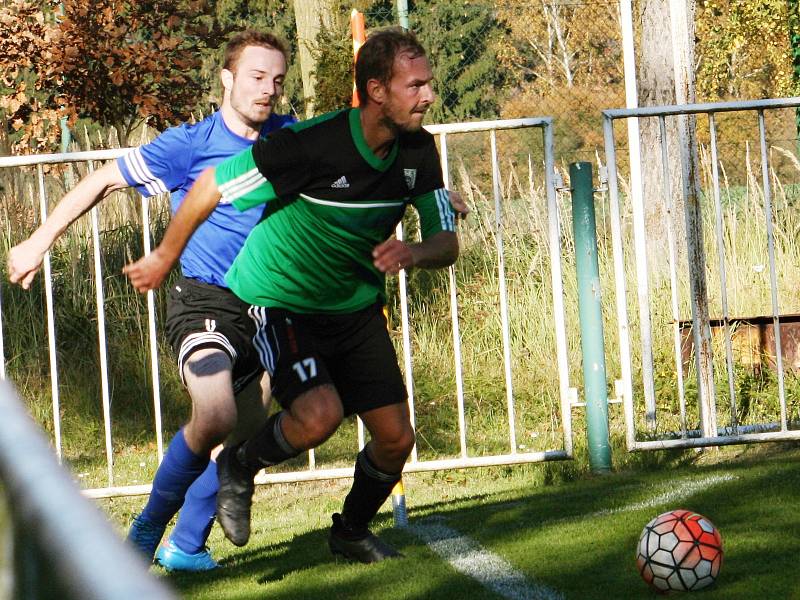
123;167;221;293
372;231;458;274
7;161;128;290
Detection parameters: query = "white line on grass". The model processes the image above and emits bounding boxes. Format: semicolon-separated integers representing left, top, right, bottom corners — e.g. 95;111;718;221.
590;473;738;518
409;518;564;600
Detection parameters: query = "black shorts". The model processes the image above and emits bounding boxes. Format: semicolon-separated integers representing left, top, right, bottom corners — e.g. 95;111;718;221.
165;276;263;394
248;303;407;416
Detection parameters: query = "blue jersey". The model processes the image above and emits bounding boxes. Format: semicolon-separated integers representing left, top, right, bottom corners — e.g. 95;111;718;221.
118;110;296;287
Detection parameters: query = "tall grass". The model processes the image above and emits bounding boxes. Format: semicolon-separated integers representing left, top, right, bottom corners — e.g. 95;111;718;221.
3;128;800;487
599;141;800;438
0;131;188;479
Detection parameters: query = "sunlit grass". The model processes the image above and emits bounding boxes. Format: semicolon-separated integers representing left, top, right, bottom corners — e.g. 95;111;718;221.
92;443;800;600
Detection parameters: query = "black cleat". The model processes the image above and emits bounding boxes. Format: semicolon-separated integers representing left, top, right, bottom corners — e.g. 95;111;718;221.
328;513;402;564
216;446;255;547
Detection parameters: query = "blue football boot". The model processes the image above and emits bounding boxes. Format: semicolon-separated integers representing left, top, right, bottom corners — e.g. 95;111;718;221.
127;513;167;563
155;539;219;572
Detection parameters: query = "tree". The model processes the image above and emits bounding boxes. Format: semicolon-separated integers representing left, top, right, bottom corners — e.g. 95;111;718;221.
638;0;718;434
636;0;700;261
496;0;622;93
790;0;800;145
310;16;357;114
696;0;793;101
293;0;336;117
0;1;64;151
250;0;505;122
307;0;396;114
410;0;506;123
1;0;227;151
495;0;625;155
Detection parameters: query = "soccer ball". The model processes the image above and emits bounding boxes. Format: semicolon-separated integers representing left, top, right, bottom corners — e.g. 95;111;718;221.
636;509;723;592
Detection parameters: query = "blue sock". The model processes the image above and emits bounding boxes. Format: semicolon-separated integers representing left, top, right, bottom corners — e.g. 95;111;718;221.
140;428;209;527
170;458;219;554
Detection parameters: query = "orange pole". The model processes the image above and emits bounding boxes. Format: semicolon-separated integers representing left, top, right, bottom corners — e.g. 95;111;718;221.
351;9;366;107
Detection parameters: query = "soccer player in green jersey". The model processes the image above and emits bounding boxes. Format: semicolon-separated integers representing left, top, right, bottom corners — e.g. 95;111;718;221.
124;27;458;563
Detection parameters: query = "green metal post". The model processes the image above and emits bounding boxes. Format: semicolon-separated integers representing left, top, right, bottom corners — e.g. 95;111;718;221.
60;116;71;154
58;3;72;155
570;162;612;472
397;0;409;30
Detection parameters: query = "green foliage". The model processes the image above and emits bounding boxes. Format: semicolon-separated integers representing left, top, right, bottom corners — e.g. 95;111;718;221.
410;1;506;123
309;15;355;114
1;0;230;150
298;0;508;121
788;0;800;138
696;0;794;100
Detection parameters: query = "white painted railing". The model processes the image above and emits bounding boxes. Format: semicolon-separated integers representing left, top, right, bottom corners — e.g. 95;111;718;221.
0;379;175;598
603;97;800;450
0;117;574;499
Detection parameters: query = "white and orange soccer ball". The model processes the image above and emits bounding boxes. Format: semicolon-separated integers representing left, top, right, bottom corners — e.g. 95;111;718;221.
636;509;723;592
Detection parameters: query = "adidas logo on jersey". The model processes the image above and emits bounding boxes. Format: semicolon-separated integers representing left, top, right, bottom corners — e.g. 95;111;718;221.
331;176;350;188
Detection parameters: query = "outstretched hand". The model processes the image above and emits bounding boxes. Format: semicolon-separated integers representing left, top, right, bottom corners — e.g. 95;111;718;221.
123;249;175;293
7;238;48;290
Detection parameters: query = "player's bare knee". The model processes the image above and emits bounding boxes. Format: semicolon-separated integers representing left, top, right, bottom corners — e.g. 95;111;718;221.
291;385;342;445
211;410;238;440
300;404;342;446
397;427;415;456
190;416;234;445
392;430;416;461
188;402;237;450
373;426;415;464
184;422;226;454
184;349;232;380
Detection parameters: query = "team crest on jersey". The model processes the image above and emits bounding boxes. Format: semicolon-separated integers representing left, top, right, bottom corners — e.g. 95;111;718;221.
404;168;417;190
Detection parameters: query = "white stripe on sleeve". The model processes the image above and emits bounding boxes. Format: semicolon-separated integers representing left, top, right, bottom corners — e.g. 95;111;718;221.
122;148;168;196
218;168;268;204
435;188;455;231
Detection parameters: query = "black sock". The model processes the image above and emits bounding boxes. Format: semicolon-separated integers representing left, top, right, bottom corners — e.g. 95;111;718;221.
338;449;401;538
238;412;300;472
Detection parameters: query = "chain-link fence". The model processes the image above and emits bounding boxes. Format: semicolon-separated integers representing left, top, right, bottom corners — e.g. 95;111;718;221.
2;0;800;487
294;1;625;165
3;1;796;167
282;0;797;169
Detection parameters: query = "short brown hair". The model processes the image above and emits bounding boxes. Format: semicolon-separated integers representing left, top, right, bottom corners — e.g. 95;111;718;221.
355;27;426;106
223;30;289;71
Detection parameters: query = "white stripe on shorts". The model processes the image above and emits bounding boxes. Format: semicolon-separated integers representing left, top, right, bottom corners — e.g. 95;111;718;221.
248;305;277;375
177;331;238;385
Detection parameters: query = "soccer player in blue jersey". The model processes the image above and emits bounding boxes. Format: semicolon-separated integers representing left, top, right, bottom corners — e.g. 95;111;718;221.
7;30;296;572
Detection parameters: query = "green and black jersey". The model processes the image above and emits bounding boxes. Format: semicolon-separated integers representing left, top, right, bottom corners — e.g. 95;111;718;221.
216;107;455;314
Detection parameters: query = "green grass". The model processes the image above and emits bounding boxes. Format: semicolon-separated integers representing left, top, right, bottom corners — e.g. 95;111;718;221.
98;443;800;599
6;130;800;597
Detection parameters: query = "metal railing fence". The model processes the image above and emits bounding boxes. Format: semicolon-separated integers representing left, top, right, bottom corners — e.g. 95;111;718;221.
0;117;574;499
0;379;175;599
603;97;800;451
